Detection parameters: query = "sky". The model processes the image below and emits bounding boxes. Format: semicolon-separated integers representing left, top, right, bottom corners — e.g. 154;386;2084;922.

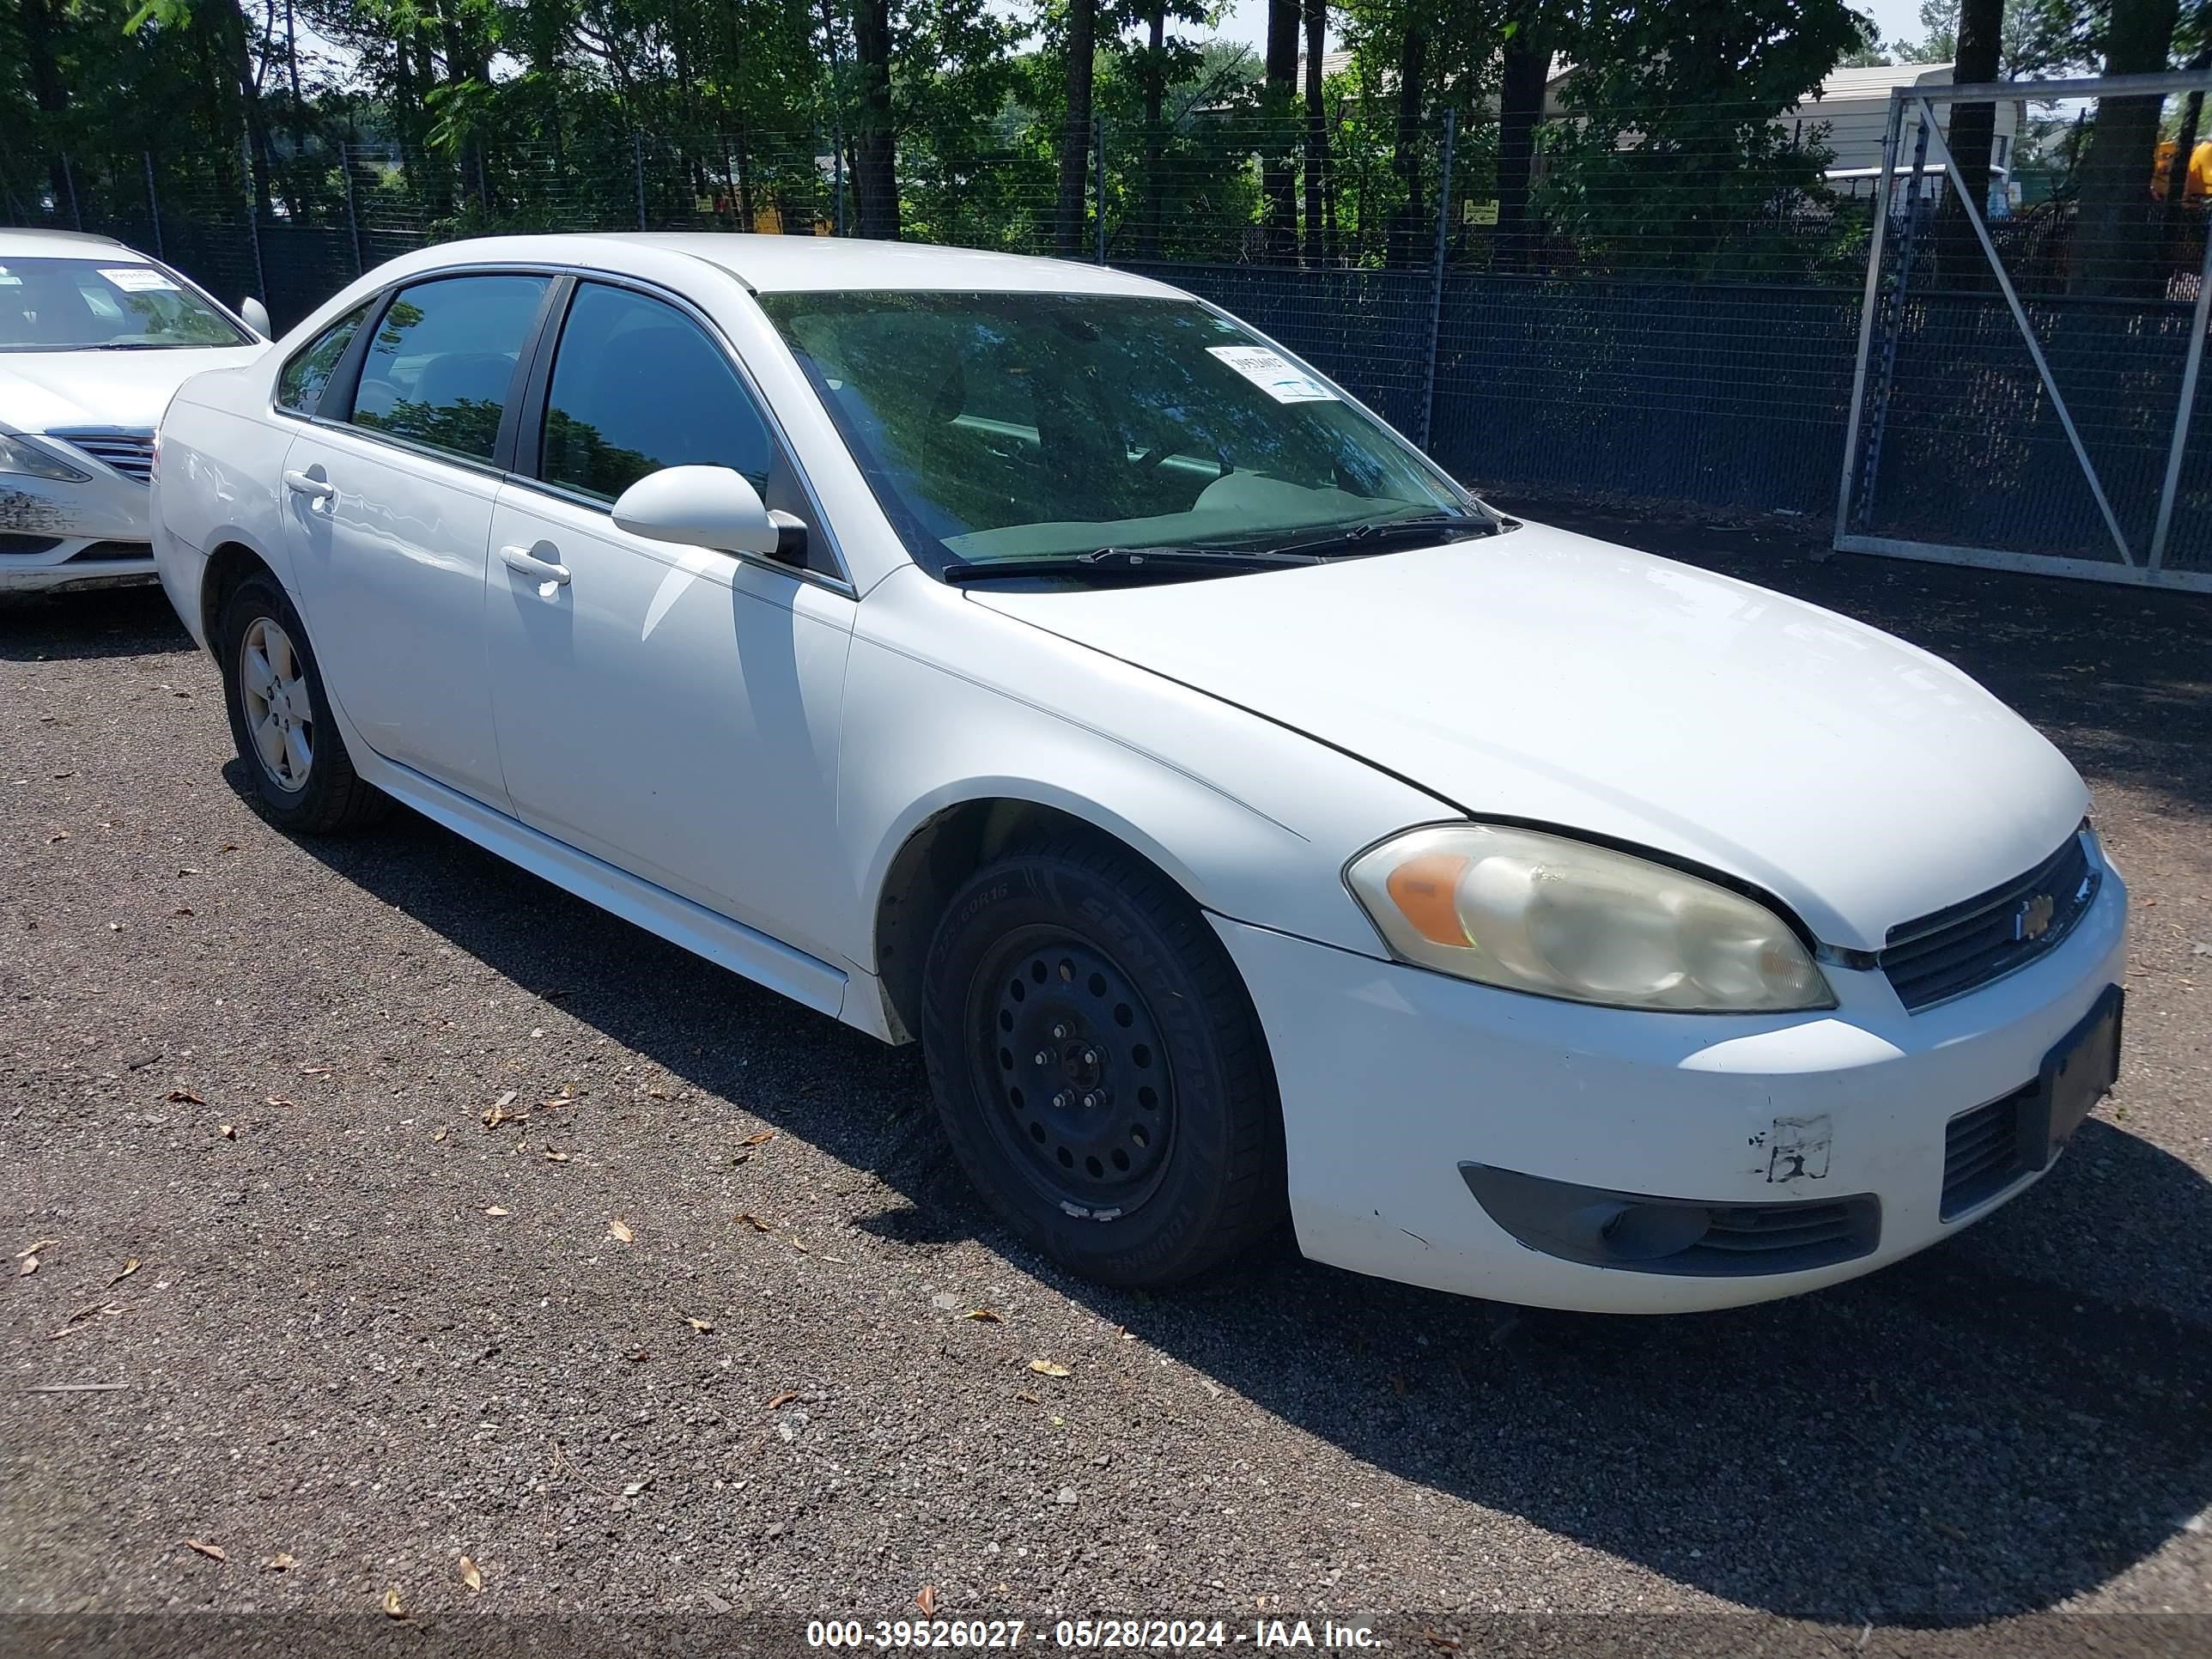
1207;0;1937;61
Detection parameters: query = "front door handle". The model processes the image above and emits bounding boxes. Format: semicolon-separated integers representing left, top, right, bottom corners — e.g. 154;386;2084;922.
501;542;571;586
283;469;336;506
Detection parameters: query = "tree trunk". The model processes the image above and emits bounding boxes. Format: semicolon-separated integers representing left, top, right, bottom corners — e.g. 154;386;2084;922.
1390;22;1428;267
1140;3;1165;258
1262;0;1300;257
216;0;277;216
1496;15;1549;275
851;0;897;240
1302;0;1328;264
1055;0;1097;255
16;0;71;209
1936;0;2004;284
2070;0;2181;298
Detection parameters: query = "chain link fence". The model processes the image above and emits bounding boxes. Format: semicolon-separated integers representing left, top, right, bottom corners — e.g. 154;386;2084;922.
5;100;2204;580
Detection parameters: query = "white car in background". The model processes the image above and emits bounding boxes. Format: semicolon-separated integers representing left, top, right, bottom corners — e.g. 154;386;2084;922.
149;234;2126;1314
1;228;268;593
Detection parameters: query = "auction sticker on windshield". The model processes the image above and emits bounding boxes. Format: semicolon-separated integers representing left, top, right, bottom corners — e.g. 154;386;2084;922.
1206;345;1336;403
99;266;179;292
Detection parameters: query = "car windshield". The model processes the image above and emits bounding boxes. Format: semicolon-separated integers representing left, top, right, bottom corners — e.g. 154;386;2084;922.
0;256;250;351
758;290;1482;579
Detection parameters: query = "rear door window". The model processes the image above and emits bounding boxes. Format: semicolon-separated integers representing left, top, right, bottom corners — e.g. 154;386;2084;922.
344;274;550;465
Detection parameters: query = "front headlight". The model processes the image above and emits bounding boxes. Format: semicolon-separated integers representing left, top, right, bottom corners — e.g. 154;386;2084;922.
1346;823;1835;1012
0;433;91;483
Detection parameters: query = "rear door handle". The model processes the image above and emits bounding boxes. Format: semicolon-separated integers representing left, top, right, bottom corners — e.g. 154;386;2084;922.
501;542;571;586
283;470;336;505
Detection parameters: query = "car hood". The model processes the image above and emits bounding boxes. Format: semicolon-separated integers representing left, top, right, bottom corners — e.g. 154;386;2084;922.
965;522;2088;951
0;344;266;434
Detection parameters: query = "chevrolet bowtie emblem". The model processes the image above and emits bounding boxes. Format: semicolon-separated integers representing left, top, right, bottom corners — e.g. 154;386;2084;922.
2015;891;2057;941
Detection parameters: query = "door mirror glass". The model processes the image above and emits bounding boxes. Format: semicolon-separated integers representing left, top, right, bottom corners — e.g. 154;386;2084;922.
240;296;272;338
613;465;799;560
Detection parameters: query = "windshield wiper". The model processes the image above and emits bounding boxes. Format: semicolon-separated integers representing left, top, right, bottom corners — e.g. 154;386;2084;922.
1250;511;1500;560
941;545;1322;585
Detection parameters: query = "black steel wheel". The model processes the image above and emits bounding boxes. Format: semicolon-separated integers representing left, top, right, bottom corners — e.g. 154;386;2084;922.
969;930;1178;1220
920;830;1285;1285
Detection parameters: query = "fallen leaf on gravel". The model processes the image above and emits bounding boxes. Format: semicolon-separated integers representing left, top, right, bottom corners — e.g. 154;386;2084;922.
738;1131;775;1148
49;1304;125;1340
173;908;194;918
459;1556;483;1592
183;1539;228;1562
381;1586;406;1620
263;1097;295;1109
432;1128;447;1143
484;1206;510;1218
627;1347;653;1362
788;1237;810;1254
18;1255;38;1277
544;1149;569;1164
733;1212;771;1232
685;1316;714;1334
219;1125;235;1140
167;1089;204;1104
916;1585;939;1617
301;1065;332;1076
106;1259;139;1289
262;1553;296;1572
1028;1359;1071;1377
46;830;68;844
608;1218;635;1243
538;1093;575;1110
483;1100;526;1128
962;1310;1003;1323
1015;1391;1041;1405
14;1238;58;1259
763;1390;799;1411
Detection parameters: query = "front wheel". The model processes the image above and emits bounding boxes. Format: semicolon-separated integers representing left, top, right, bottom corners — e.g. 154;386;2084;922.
216;570;386;834
920;832;1285;1286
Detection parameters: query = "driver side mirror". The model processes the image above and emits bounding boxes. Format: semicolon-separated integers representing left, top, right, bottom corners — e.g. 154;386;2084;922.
240;296;272;339
612;465;808;568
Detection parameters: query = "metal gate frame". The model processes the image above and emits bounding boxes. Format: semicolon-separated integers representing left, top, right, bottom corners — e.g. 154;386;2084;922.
1834;69;2212;593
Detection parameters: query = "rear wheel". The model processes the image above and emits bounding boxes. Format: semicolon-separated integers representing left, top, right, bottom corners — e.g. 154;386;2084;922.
216;571;386;834
920;831;1285;1285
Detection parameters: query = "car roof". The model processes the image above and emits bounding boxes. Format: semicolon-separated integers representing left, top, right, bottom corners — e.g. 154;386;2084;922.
389;232;1187;299
0;228;135;259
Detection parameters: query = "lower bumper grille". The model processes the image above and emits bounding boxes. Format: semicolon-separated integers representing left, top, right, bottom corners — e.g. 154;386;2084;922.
0;532;64;556
1942;1088;2032;1219
70;540;152;563
1460;1163;1881;1278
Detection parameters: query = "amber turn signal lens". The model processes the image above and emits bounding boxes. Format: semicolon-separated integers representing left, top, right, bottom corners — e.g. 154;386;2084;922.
1383;852;1472;945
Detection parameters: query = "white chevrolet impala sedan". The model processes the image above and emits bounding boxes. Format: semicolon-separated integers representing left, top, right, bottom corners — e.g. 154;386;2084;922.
150;234;2126;1313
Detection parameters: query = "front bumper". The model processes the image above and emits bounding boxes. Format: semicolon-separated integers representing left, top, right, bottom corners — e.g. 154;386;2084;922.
1;452;155;592
1212;860;2129;1314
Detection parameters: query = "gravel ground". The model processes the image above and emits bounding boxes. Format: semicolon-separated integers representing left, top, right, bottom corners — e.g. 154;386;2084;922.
3;513;2209;1655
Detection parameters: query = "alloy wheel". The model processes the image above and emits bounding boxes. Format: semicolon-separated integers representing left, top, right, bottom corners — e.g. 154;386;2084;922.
238;615;313;792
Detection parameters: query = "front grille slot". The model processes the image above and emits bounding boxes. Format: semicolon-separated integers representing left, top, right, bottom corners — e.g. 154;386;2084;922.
49;428;155;483
0;532;64;556
1681;1199;1878;1273
69;540;152;562
1882;833;2097;1012
1942;1090;2031;1218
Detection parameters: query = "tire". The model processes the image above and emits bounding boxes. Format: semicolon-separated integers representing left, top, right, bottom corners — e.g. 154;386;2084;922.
216;570;386;834
920;830;1285;1286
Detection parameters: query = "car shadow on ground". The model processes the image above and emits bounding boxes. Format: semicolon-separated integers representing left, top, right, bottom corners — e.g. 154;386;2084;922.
0;586;189;661
277;787;2212;1628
